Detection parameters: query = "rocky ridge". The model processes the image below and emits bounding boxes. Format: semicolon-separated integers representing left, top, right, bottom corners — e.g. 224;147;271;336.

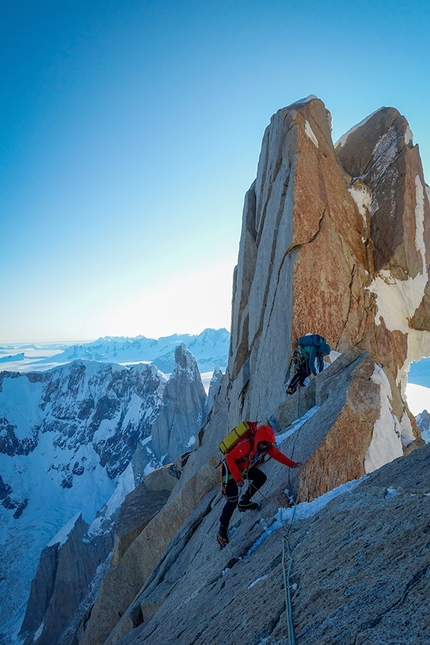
14;97;430;645
72;348;430;645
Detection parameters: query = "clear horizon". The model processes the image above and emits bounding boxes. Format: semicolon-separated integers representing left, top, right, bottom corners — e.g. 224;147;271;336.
0;327;228;345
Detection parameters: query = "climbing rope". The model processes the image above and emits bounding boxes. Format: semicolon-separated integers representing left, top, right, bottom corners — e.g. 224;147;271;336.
282;386;301;645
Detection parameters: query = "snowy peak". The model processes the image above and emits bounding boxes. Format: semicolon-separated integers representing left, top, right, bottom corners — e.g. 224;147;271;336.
0;360;164;476
0;354;206;643
29;328;230;372
416;408;430;442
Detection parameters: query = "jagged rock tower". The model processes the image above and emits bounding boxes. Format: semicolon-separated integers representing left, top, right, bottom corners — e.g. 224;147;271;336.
228;96;430;423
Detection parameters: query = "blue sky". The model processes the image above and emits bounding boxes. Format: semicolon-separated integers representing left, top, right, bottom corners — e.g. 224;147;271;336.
2;0;430;342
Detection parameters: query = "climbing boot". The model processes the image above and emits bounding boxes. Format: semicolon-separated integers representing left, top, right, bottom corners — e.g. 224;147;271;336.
238;500;259;512
217;525;229;548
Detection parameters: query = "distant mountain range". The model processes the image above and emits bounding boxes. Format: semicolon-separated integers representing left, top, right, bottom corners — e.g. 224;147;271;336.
4;328;230;373
0;346;211;642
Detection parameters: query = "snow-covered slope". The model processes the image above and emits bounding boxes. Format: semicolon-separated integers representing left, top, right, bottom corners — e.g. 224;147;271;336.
0;355;206;644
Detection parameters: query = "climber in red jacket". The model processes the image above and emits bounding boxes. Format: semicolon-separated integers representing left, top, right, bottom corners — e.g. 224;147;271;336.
217;423;303;548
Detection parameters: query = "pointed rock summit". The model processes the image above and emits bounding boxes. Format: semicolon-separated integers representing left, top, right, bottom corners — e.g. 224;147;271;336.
228;96;430;423
151;344;207;463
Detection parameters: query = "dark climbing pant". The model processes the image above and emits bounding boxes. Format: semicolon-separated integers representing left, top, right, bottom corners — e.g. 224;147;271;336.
287;363;310;394
219;465;267;529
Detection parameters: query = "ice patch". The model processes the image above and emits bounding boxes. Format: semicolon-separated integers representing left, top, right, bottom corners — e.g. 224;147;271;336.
404;126;414;145
371;126;398;169
293;94;318;105
365;365;403;473
33;621;44;641
399;410;416;446
385;486;402;499
304;120;319;148
92;418;119;443
276;406;319;445
48;512;81;547
246;478;364;556
248;575;268;589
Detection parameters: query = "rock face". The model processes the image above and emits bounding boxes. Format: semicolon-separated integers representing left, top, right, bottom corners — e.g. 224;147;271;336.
77;456;220;645
10;98;430;645
110;464;179;567
273;347;422;502
18;463;179;645
110;442;430;645
336;107;430;381
228;97;430;423
19;514;114;645
206;365;223;414
151;345;207;463
416;408;430;442
70;346;424;645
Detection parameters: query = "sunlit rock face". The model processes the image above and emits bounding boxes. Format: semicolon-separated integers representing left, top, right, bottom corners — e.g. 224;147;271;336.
228;97;430;423
271;347;422;503
98;443;430;645
336;107;430;384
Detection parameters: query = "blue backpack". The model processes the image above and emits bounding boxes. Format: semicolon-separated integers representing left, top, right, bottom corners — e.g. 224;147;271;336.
297;334;331;375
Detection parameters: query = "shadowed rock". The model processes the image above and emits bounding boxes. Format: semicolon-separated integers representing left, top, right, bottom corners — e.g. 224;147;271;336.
151;345;207;463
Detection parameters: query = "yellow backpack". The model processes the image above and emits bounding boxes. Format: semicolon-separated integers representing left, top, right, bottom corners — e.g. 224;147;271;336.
219;421;254;455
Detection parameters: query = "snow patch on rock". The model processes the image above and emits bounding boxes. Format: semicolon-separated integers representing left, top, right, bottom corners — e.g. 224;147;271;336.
404;125;414;145
365;365;404;473
368;174;430;393
348;183;371;230
304;120;319;147
48;513;81;547
276;406;319;445
247;477;364;556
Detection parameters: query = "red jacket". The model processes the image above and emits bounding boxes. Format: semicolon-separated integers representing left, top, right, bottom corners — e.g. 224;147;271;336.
225;424;296;483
